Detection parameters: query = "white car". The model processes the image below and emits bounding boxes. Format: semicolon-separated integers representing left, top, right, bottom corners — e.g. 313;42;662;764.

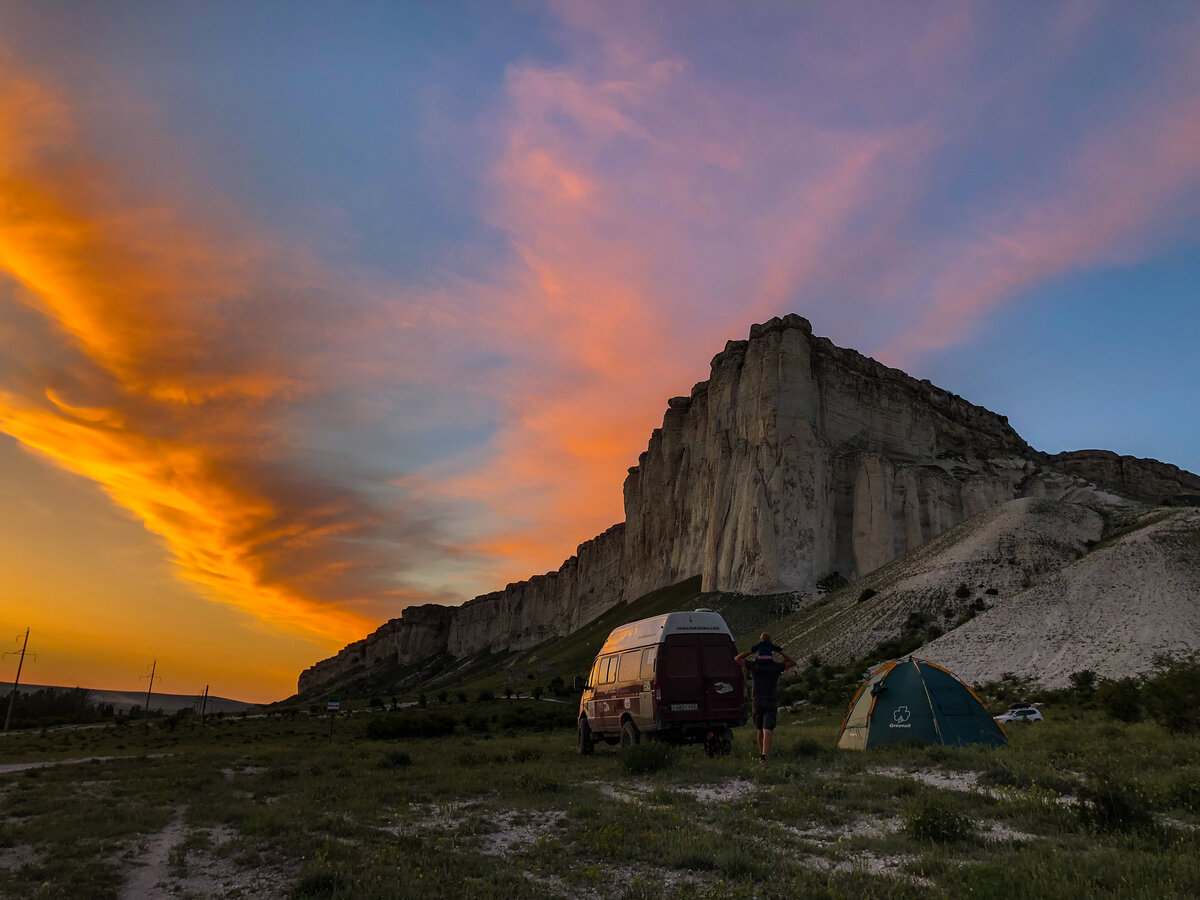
995;707;1043;724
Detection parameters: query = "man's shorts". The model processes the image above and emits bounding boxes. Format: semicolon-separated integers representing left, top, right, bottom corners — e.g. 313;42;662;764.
753;705;778;731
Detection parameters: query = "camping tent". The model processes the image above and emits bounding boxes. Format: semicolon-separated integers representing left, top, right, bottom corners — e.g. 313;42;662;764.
837;657;1006;750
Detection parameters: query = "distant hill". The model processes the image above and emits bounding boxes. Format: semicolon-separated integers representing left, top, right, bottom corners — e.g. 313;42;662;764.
0;682;255;715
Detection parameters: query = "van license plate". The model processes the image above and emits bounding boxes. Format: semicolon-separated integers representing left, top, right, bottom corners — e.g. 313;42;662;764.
670;703;698;711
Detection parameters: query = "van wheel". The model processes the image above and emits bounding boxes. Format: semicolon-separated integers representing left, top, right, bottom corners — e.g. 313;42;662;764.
619;720;640;748
577;719;594;756
704;728;733;757
717;731;733;756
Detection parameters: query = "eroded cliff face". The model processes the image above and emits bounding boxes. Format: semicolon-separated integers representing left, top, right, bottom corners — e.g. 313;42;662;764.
622;315;1037;599
1049;450;1200;503
297;315;1198;695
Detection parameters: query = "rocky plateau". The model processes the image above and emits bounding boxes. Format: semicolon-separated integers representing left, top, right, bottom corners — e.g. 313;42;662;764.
298;314;1200;695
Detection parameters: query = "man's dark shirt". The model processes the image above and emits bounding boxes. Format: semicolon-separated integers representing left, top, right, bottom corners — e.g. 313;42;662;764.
745;658;786;708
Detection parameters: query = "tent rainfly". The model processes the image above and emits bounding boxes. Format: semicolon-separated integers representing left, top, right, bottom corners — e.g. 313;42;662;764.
837;657;1007;750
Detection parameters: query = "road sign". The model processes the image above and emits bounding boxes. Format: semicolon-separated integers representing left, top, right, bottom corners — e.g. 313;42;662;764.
327;696;340;712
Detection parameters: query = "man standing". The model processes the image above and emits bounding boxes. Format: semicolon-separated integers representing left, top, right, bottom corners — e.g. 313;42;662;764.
736;634;796;762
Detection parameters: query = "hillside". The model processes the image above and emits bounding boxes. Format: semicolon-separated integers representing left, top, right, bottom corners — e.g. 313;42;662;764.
296;315;1200;700
922;506;1200;686
763;497;1200;686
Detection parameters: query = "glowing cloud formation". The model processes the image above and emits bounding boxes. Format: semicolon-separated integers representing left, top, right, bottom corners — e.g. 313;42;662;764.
1;3;1198;701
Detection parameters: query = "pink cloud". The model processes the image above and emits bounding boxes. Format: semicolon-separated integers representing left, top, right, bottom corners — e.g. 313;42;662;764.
876;27;1200;367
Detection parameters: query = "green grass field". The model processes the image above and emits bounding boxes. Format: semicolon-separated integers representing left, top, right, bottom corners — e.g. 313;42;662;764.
1;702;1198;899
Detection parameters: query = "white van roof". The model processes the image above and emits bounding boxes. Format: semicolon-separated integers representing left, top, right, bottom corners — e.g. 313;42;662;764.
598;610;733;655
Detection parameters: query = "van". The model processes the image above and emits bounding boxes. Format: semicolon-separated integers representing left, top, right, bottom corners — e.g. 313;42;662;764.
574;609;747;756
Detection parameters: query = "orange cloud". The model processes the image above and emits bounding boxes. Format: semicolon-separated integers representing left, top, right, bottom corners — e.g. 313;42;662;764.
0;68;443;645
427;10;962;584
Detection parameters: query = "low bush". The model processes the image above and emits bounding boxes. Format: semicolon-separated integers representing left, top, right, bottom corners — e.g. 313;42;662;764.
902;792;976;844
515;770;560;793
1143;653;1200;734
1096;677;1142;723
377;750;412;769
364;710;455;740
1076;774;1155;834
617;742;674;775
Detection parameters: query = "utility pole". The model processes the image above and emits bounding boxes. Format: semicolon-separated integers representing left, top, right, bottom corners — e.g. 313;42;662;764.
141;660;158;717
199;684;209;724
3;628;34;732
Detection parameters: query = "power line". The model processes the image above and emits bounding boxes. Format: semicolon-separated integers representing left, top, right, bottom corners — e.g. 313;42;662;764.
140;660;159;716
3;628;35;732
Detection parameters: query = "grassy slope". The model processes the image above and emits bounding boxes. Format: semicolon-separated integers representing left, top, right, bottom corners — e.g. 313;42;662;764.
306;500;1192;705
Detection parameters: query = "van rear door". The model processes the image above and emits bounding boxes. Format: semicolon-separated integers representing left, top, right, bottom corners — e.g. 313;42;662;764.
658;635;744;723
657;638;704;721
699;638;745;720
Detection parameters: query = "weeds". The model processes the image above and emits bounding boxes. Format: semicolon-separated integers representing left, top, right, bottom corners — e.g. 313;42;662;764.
902;791;977;843
2;705;1199;898
616;741;674;775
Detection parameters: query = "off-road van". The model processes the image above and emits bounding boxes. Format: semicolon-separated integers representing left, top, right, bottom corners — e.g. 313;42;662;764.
575;609;746;756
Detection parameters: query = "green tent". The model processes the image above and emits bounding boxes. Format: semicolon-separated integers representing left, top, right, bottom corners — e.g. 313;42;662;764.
837;657;1006;750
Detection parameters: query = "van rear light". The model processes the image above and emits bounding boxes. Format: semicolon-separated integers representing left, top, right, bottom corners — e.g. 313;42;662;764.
651;682;661;701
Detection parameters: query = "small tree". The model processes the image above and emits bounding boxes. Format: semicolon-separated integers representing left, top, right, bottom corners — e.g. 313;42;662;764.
1096;677;1142;723
532;686;544;700
1143;653;1200;734
1069;670;1098;697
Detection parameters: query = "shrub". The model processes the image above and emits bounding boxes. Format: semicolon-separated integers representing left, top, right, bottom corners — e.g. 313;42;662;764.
902;792;976;843
787;738;826;759
378;750;412;769
1143;653;1200;734
617;742;674;776
365;711;456;740
955;583;971;599
857;588;878;603
515;770;559;793
816;572;849;594
1096;677;1142;723
1068;670;1097;695
1076;775;1154;834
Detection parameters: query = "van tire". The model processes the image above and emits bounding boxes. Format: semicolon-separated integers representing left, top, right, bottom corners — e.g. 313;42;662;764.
705;728;733;757
619;720;640;748
577;719;595;756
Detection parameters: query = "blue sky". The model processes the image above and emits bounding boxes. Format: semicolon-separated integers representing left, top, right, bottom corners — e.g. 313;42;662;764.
1;1;1197;700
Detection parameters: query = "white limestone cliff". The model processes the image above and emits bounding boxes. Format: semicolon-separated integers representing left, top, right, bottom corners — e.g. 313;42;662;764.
297;315;1200;695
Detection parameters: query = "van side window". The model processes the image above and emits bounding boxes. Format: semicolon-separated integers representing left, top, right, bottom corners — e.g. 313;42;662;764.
640;647;656;680
664;646;699;678
617;650;641;684
601;655;618;684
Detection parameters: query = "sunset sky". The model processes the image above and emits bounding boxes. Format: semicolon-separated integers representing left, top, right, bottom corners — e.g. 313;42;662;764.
2;2;1198;703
